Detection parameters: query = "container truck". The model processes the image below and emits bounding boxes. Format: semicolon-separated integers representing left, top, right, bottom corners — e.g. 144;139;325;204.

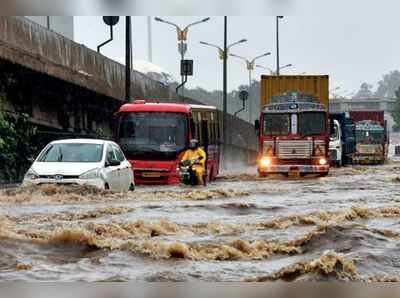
349;111;389;164
329;113;356;166
255;75;330;177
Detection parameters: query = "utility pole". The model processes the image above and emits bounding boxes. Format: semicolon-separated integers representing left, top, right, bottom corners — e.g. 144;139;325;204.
125;16;132;102
276;16;284;76
147;16;153;63
223;16;228;160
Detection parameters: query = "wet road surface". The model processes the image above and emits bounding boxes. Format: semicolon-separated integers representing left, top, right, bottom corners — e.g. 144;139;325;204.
0;163;400;281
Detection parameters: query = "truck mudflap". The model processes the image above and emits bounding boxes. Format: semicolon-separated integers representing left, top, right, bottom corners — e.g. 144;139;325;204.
259;164;329;175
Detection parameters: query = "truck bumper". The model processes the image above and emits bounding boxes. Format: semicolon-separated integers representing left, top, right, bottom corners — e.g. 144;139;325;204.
258;164;329;175
352;155;384;164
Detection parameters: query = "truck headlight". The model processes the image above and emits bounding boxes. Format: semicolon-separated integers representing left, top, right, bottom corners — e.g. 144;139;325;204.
79;168;101;180
260;157;271;167
319;158;327;165
24;168;39;180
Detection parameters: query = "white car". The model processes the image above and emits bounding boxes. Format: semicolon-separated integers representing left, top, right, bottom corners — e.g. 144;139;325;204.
23;139;135;191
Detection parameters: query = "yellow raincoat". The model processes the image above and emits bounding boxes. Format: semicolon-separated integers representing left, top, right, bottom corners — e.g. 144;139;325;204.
181;147;207;185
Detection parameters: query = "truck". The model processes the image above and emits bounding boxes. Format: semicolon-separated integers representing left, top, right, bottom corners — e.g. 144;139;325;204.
349;111;389;164
329;113;356;166
255;75;330;177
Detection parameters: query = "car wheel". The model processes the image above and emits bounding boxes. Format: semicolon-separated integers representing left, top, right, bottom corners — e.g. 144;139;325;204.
104;183;110;190
129;183;135;191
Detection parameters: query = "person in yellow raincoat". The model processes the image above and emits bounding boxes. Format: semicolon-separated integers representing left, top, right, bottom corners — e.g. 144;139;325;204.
181;139;207;185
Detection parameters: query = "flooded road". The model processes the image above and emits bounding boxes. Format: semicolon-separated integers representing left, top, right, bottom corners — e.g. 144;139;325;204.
0;163;400;281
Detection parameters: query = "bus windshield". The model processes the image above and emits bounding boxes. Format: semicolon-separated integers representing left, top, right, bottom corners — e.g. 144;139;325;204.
298;112;326;136
118;112;188;160
263;113;290;135
356;129;384;144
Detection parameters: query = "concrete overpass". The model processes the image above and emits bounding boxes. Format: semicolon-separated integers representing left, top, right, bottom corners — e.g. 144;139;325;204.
0;16;257;164
330;97;396;130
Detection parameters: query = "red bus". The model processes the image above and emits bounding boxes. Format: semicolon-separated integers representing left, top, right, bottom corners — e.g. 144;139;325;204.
114;100;221;185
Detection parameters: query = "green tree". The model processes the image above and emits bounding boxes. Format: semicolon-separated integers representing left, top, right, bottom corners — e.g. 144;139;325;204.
375;70;400;98
0;100;17;181
392;87;400;132
354;82;374;99
0;96;38;182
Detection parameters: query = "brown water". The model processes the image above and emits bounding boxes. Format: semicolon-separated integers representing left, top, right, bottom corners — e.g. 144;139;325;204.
0;163;400;281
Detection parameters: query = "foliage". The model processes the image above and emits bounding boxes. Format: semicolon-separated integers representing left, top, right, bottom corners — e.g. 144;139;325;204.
392;87;400;132
375;70;400;98
0;96;38;182
354;82;374;99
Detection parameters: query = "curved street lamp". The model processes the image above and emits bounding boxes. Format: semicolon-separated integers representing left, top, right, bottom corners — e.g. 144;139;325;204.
154;17;210;96
256;63;292;75
230;52;271;121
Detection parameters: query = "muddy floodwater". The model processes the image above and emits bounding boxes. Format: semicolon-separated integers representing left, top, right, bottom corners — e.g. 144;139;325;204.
1;163;400;281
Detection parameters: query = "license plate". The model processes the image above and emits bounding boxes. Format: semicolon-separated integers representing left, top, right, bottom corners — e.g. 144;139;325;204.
289;168;300;178
142;172;160;178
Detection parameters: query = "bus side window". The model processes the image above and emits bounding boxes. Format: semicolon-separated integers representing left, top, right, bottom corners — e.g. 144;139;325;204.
192;111;202;143
190;116;195;140
201;120;209;149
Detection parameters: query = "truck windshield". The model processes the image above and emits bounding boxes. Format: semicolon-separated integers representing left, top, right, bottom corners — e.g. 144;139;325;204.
298;112;326;136
356;130;384;144
263;113;290;135
118;112;188;160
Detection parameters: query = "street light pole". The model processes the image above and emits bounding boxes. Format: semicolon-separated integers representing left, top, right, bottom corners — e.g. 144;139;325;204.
256;63;292;75
199;21;247;168
125;16;132;102
154;17;210;98
276;16;284;76
223;16;228;156
229;52;271;122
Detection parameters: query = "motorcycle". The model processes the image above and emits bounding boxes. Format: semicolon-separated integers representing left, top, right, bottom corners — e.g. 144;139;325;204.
178;156;205;186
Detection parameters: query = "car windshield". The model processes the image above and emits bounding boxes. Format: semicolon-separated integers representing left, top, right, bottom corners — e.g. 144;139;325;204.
37;143;104;162
118;112;188;160
356;130;384;144
263;113;290;135
298;112;326;136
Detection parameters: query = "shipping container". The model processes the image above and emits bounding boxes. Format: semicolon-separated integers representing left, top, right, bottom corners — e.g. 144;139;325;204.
260;75;329;108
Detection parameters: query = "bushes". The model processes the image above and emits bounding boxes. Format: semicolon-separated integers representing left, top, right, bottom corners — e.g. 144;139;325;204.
0;96;37;183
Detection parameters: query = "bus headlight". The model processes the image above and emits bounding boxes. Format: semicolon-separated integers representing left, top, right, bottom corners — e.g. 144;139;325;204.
260;157;271;167
319;158;327;165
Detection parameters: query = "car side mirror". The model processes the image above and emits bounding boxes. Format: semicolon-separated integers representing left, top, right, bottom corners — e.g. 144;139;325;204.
254;119;260;136
107;159;121;167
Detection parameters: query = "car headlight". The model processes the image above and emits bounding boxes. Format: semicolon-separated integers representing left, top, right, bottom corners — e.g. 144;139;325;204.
260;157;271;168
79;168;101;180
319;158;327;165
24;168;39;180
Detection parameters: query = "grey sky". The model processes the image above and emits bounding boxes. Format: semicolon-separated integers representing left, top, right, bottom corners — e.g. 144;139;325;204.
74;13;400;94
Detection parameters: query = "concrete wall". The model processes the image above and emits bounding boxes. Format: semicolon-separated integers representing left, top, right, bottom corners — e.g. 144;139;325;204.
25;16;74;40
